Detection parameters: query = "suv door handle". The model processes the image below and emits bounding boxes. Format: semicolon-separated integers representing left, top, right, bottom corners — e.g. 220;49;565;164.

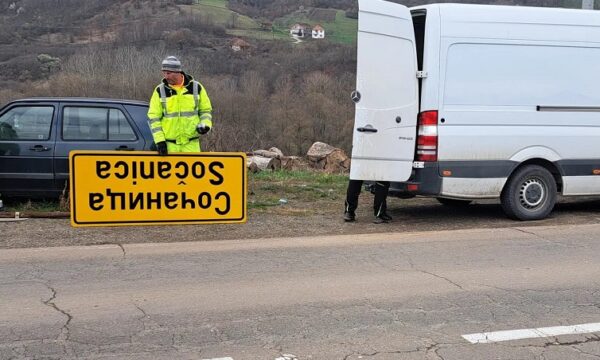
29;145;50;152
115;145;135;151
357;125;378;133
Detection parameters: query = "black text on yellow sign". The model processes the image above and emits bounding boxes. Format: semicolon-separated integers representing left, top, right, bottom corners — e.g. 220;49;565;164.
69;151;247;227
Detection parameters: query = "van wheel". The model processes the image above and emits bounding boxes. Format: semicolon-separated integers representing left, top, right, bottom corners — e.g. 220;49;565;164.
501;165;556;220
436;198;472;206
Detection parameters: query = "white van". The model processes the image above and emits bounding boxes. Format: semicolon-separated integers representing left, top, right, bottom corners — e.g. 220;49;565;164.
350;0;600;220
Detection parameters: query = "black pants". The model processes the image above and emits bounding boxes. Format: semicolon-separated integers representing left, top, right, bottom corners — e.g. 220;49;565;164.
345;179;390;217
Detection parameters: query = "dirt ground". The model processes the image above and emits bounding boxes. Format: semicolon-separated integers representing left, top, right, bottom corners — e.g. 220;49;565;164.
2;194;600;249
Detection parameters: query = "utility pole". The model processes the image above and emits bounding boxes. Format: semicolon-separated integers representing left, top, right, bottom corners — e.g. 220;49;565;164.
582;0;594;9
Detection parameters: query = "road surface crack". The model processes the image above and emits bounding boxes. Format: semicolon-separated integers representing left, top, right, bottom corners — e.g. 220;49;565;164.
134;304;150;332
42;284;72;342
419;270;464;290
343;345;426;360
553;334;600;347
513;228;545;239
425;343;444;360
397;249;464;290
509;334;600;354
117;243;126;258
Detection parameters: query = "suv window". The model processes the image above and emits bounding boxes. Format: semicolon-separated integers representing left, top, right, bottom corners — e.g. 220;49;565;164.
0;106;54;140
63;107;136;141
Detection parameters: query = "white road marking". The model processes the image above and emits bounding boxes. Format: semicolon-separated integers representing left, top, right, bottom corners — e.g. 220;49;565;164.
276;355;298;360
463;322;600;344
202;358;233;360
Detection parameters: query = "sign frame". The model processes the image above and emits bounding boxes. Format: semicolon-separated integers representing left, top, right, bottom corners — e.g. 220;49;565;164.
69;151;247;227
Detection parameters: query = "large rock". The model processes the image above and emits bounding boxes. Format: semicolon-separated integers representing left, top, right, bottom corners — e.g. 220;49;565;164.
281;156;311;171
306;142;350;173
247;155;281;171
253;149;281;159
268;147;284;158
247;147;285;172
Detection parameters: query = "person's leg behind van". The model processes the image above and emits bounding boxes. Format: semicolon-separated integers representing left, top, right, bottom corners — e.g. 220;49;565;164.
373;181;391;224
344;179;363;222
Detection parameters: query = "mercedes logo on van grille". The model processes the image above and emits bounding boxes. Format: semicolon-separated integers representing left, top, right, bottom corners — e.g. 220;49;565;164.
351;90;361;103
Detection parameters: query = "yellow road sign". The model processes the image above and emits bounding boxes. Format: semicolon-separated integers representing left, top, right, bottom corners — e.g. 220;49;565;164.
69;151;246;227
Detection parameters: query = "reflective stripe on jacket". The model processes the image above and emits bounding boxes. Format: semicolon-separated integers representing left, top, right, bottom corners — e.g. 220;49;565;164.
147;72;212;145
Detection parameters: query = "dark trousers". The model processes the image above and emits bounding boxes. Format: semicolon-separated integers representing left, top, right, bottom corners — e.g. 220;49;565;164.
345;179;390;217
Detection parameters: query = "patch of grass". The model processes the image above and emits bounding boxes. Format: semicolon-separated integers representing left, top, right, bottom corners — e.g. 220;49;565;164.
227;29;291;41
185;1;260;30
2;198;62;212
198;0;228;8
248;170;348;211
252;169;347;184
326;10;358;45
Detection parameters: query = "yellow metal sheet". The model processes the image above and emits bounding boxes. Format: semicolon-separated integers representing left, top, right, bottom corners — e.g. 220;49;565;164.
69;151;246;227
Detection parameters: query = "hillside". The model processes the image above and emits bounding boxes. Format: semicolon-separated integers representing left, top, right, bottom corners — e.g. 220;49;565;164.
0;0;596;156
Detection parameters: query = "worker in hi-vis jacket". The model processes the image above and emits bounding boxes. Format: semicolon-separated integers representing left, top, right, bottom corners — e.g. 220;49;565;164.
147;56;213;155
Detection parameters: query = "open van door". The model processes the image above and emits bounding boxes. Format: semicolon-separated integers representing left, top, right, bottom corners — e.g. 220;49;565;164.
350;0;419;182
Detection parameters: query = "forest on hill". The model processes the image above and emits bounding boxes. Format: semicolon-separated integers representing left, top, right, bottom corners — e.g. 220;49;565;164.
0;0;594;154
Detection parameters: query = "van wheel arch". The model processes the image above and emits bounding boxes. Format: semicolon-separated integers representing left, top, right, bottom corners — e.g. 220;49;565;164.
501;162;559;220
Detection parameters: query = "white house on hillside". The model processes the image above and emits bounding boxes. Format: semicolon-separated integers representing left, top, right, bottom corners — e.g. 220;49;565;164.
230;38;251;52
312;24;325;39
290;23;311;38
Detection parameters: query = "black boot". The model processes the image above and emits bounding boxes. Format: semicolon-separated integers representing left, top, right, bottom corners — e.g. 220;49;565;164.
344;211;356;222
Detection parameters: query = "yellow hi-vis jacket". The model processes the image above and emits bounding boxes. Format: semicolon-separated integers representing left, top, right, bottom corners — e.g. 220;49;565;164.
147;72;213;149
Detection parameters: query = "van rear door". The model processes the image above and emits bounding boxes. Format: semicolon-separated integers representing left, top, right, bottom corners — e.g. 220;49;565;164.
350;0;419;181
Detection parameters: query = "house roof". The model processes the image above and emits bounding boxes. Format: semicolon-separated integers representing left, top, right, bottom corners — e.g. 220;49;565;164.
291;23;311;29
231;38;251;48
313;25;324;31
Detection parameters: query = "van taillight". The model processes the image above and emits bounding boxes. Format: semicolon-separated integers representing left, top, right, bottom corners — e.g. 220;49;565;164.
416;110;438;162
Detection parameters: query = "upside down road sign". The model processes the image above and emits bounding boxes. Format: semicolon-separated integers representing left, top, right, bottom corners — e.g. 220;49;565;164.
69;151;247;227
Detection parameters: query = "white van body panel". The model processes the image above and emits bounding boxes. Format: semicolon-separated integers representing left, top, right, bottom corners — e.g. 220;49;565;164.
432;4;600;198
354;2;600;203
563;177;600;196
442;178;506;198
350;0;419;182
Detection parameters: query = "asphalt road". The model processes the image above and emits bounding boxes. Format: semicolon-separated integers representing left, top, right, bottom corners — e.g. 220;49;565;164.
2;224;600;359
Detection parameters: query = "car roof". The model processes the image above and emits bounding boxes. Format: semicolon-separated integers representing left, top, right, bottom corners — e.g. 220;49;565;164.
10;97;149;106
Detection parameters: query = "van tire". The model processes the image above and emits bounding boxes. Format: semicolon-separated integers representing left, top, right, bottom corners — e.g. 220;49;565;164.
437;198;472;206
501;165;557;220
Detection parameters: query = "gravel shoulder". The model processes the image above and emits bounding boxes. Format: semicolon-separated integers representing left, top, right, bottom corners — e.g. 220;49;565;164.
2;195;600;249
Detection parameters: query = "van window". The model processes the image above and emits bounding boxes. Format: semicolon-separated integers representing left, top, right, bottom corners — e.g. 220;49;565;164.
0;106;53;140
444;43;600;106
63;107;136;141
412;10;426;104
411;11;426;71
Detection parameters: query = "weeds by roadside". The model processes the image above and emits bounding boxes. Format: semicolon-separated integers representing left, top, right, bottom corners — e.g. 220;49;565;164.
249;170;348;213
1;198;62;212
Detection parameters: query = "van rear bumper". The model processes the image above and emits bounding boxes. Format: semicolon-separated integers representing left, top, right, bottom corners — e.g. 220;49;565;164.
388;162;441;198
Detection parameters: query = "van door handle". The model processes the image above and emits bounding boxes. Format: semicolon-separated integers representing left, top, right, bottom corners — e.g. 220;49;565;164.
29;145;50;152
115;145;135;151
357;125;378;133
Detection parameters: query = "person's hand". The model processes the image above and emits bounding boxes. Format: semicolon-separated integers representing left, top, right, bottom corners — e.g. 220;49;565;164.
156;141;168;156
196;124;211;135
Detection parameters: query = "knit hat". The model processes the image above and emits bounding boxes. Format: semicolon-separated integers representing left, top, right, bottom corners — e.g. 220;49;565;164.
161;56;182;72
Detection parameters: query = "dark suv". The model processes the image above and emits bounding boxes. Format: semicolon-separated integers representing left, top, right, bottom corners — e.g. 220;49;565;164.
0;97;155;197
